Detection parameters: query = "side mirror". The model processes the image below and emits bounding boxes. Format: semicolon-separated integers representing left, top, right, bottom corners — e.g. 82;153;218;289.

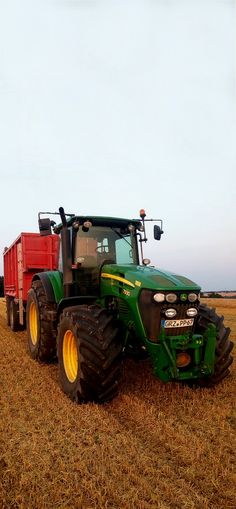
38;218;52;236
154;225;163;241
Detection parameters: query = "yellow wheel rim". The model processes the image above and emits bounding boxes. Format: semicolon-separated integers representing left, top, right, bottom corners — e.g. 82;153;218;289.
63;330;78;383
29;302;38;345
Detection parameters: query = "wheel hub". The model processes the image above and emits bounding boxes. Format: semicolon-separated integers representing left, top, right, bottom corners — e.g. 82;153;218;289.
63;330;78;383
29;302;38;345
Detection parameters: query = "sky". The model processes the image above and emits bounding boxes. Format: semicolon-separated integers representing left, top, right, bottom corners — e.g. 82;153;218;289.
0;0;235;290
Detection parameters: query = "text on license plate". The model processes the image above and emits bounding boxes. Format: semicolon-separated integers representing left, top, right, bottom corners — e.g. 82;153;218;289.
163;318;194;328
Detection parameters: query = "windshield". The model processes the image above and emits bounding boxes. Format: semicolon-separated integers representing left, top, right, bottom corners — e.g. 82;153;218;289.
74;226;138;267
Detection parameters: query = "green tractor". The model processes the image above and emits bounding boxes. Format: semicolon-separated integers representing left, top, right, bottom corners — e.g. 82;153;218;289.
27;207;233;402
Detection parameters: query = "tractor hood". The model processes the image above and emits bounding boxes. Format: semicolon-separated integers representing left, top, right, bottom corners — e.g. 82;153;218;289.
101;264;201;292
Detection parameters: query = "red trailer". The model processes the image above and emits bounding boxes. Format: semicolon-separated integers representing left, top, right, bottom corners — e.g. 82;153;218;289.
4;233;59;330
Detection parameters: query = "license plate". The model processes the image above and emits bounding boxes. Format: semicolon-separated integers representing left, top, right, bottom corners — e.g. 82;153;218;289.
162;318;194;328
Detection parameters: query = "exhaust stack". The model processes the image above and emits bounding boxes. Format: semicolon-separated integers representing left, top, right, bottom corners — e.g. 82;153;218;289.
59;207;73;298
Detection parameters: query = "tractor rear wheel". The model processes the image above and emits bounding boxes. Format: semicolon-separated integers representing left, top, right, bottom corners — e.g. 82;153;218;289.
26;280;57;362
57;305;123;403
195;304;234;386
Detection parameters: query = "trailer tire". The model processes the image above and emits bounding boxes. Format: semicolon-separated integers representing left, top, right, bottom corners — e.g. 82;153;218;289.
9;298;19;331
6;296;11;327
26;280;57;362
57;305;123;403
195;304;234;386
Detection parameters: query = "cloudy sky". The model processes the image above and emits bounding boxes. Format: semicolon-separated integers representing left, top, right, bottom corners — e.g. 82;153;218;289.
0;0;235;290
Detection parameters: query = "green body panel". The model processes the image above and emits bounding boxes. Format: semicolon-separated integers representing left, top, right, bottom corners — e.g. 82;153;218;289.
99;262;200;340
100;263;201;291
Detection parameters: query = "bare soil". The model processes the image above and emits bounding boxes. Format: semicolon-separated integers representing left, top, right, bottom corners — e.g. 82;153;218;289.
0;298;235;509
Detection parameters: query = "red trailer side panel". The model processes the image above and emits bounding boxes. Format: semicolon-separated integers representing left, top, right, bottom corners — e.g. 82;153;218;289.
4;238;19;298
4;233;59;302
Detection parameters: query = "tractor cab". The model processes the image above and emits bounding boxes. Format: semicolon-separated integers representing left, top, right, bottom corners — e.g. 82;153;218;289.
38;208;164;300
74;222;139;268
72;223;133;296
63;216;141;297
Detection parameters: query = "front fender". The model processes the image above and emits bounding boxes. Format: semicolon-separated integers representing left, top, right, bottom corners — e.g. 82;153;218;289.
57;296;97;318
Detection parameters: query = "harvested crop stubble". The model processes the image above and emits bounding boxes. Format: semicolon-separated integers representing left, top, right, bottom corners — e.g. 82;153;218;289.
0;298;235;509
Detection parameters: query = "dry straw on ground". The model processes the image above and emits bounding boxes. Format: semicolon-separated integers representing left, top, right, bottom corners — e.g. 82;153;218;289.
0;298;235;509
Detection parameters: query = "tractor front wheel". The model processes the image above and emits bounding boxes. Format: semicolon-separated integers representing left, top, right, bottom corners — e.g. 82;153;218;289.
57;305;122;403
195;304;234;385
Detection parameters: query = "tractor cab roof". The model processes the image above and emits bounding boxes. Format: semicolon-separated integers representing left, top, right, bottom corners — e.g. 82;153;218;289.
56;216;142;231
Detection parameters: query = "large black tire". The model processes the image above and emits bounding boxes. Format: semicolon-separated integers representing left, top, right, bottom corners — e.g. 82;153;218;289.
9;298;19;332
57;305;123;403
26;280;57;362
195;304;234;386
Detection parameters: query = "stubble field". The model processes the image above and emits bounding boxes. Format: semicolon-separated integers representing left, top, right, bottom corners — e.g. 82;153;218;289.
0;298;235;509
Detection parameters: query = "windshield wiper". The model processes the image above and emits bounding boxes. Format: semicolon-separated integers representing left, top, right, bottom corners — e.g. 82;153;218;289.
111;228;132;247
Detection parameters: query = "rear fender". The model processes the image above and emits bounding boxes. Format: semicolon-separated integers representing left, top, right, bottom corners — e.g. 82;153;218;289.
32;271;63;304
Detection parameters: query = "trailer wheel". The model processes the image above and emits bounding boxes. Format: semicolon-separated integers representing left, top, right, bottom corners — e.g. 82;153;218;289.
26;280;57;362
9;299;19;331
57;305;123;403
195;304;234;386
6;296;11;326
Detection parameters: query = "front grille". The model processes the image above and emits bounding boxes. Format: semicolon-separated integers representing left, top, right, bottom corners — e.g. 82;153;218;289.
139;289;199;342
118;299;130;319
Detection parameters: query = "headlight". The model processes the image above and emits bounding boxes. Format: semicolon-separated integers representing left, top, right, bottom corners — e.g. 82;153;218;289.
188;293;198;302
153;293;165;303
166;293;177;303
186;308;198;317
165;308;177;318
